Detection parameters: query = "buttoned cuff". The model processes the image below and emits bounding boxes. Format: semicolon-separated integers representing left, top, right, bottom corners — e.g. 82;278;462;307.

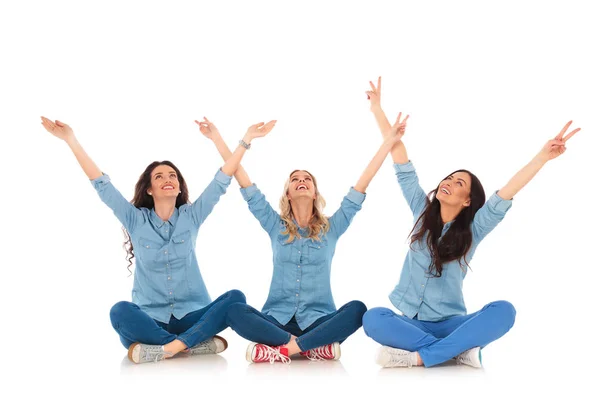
393;161;415;173
488;190;513;213
240;183;259;201
347;187;366;205
90;173;111;189
215;168;233;185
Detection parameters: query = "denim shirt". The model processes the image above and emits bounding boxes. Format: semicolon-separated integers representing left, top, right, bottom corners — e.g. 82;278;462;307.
240;184;366;330
389;161;512;322
91;169;232;323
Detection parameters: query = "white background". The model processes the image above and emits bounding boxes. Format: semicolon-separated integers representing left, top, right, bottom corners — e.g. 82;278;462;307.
1;1;598;398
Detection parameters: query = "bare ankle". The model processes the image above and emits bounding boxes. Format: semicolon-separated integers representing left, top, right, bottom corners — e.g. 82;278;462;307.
415;352;424;366
285;336;301;356
163;339;187;357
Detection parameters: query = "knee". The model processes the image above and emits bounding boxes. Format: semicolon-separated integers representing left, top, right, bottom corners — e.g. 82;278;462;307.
225;289;247;305
109;301;134;326
340;300;368;329
488;300;517;327
346;300;368;318
362;307;394;335
225;302;250;326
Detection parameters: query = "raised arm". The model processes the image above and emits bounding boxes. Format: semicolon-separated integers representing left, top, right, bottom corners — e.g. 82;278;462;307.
328;113;409;237
40;116;143;232
240;184;281;236
354;112;409;193
196;117;280;235
181;118;276;228
195;117;276;188
41;117;102;180
472;121;581;241
366;76;409;164
496;121;581;200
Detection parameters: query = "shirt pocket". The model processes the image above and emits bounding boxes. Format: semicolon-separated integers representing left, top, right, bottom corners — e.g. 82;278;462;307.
138;237;165;263
275;233;294;263
307;237;328;264
171;231;193;259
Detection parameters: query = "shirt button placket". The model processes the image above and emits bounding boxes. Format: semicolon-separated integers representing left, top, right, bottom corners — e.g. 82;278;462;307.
295;243;303;312
165;247;173;310
419;278;427;303
166;261;171;291
296;266;302;306
165;250;175;313
165;247;174;310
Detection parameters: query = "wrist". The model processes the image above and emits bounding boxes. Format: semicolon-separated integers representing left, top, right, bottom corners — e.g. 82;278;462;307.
239;135;252;150
383;136;396;149
242;133;253;144
533;152;548;164
65;135;78;146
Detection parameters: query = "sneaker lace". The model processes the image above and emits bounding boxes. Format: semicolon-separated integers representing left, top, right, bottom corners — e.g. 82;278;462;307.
456;352;471;365
388;356;413;368
305;345;333;361
191;340;212;354
255;346;291;364
142;347;173;363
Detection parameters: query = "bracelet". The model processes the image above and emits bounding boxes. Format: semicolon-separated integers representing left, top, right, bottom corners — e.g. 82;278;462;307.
239;139;251;150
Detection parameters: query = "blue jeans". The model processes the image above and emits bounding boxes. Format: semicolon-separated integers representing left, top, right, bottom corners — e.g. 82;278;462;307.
362;300;516;367
110;289;246;349
226;301;367;352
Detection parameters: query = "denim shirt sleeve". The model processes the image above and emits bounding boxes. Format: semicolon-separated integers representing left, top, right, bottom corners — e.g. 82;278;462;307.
182;168;232;228
240;183;281;236
471;191;513;243
91;173;144;234
328;187;365;238
394;161;428;218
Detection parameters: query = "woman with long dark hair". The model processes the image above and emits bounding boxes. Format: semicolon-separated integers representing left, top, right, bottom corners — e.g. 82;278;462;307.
361;77;581;368
40;116;275;364
197;115;408;364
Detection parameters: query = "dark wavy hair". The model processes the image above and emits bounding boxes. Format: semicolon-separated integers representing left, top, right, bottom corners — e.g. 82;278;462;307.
409;169;485;277
122;161;190;274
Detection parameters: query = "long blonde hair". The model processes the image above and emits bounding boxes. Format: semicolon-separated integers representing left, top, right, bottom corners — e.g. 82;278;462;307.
279;170;330;242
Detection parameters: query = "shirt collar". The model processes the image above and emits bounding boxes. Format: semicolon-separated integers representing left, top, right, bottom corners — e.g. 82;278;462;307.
442;220;454;233
150;207;179;228
292;218;310;237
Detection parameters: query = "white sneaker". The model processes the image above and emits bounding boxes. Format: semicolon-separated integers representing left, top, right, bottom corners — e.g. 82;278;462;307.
456;347;482;368
376;346;415;368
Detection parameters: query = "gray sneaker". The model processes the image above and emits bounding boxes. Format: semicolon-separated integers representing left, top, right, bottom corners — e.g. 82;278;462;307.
128;343;173;364
188;335;228;355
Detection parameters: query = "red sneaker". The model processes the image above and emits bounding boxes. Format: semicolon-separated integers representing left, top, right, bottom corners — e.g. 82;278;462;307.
246;343;291;364
300;342;341;361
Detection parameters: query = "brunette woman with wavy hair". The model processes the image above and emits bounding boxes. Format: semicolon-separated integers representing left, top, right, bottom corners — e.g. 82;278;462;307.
40;116;275;364
361;77;581;369
197;115;407;364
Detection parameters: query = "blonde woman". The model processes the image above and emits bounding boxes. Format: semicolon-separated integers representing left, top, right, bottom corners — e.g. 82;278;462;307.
197;115;408;363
